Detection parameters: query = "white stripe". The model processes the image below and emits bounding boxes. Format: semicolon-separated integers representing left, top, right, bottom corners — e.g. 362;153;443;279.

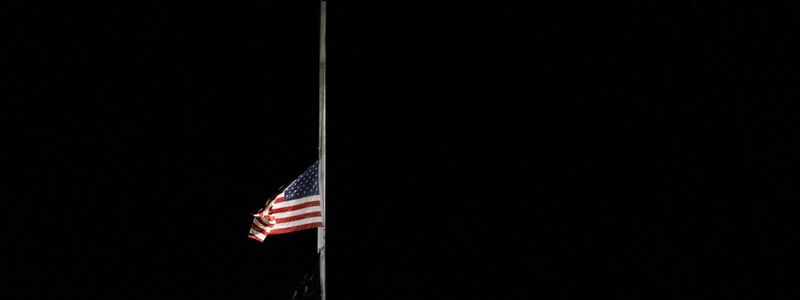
250;229;267;239
249;229;267;236
271;206;322;219
252;221;266;230
253;217;273;230
249;231;267;241
251;223;271;233
273;217;324;229
272;195;320;209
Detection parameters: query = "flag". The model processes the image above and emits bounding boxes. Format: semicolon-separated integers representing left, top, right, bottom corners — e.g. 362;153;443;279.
249;160;323;242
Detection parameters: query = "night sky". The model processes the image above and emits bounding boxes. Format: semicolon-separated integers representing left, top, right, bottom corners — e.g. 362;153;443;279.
4;1;800;299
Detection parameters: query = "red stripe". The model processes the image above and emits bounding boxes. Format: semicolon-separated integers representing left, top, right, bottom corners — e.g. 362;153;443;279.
274;196;285;203
254;217;273;228
269;222;323;235
270;201;320;213
250;224;270;236
254;217;267;227
275;212;322;223
253;221;269;231
250;224;269;235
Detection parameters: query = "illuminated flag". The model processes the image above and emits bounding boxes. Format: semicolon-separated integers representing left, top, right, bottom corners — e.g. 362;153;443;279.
249;161;323;242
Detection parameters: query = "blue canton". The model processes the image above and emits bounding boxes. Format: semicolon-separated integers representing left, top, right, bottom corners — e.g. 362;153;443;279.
284;160;320;201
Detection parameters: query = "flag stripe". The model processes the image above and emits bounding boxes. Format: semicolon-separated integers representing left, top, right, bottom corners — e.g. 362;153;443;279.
271;206;322;219
270;201;321;213
272;216;324;230
254;217;269;227
273;194;285;203
250;224;270;236
252;222;268;231
275;212;322;223
248;234;266;242
271;195;320;209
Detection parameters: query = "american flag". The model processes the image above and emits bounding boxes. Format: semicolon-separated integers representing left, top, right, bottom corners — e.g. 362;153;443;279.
249;161;323;242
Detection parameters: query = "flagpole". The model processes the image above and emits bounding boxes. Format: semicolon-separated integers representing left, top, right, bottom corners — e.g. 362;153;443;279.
317;0;327;300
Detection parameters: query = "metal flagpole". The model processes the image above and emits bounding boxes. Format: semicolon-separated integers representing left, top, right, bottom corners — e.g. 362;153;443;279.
317;1;327;300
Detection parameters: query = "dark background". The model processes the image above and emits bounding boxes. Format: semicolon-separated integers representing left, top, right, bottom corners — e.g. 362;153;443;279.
3;1;799;299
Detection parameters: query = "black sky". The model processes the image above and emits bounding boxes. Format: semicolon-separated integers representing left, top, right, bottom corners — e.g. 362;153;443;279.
3;1;800;299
